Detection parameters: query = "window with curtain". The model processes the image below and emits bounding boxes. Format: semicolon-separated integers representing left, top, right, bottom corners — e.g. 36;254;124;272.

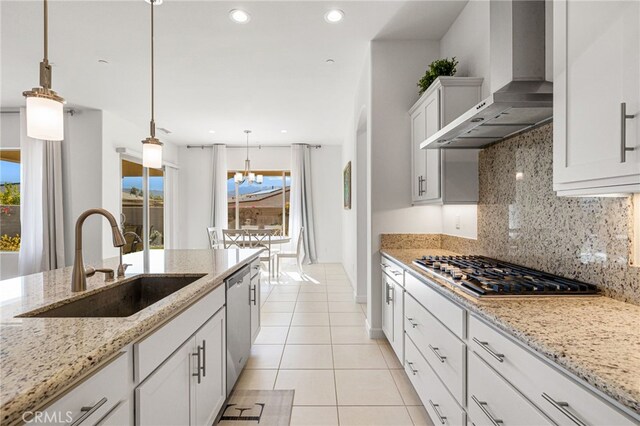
227;171;291;233
0;150;21;252
121;159;164;254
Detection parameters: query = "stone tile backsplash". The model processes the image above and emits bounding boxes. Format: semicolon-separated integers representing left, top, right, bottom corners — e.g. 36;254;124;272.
382;123;640;304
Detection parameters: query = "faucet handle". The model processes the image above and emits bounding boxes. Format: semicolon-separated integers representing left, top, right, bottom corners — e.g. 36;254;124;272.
84;266;96;278
94;268;115;281
117;263;132;278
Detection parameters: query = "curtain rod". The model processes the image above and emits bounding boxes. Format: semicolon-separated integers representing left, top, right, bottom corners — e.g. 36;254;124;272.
186;144;322;149
1;109;77;115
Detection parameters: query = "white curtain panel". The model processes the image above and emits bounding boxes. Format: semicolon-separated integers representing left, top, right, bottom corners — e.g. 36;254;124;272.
18;108;65;275
163;166;179;249
289;144;317;264
210;144;228;240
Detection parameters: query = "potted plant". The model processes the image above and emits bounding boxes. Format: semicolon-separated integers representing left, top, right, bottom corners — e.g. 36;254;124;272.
417;57;459;96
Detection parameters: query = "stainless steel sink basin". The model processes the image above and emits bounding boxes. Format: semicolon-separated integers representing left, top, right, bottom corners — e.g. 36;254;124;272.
20;275;207;318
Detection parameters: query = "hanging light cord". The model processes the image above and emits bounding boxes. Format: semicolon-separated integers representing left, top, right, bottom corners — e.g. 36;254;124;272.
39;0;52;90
149;0;156;138
43;0;48;61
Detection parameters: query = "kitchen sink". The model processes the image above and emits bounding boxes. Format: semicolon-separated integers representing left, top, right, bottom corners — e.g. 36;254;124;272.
20;275;207;318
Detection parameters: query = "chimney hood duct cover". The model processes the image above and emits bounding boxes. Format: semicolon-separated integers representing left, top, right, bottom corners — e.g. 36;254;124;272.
421;0;552;150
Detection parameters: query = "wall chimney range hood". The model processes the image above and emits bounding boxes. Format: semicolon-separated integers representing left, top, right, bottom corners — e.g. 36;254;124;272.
421;0;552;150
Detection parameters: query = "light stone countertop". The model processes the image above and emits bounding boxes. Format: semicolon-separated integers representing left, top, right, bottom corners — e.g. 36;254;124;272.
0;249;262;425
381;248;640;417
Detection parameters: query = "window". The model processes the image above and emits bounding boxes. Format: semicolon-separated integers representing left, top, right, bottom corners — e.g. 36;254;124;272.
0;150;20;251
227;171;291;234
121;159;164;254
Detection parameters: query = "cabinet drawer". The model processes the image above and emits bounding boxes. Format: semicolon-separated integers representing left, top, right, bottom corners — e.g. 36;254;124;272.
135;285;225;382
404;293;465;405
405;336;465;426
468;352;552;426
404;272;465;338
381;256;404;287
469;315;636;425
42;353;129;426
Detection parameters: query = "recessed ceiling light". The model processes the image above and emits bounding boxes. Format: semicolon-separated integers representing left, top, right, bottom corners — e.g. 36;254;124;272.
209;130;216;134
281;130;288;134
144;0;163;5
324;9;344;23
229;9;251;23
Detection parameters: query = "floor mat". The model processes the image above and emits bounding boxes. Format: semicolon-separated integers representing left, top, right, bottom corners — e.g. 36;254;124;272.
216;389;294;425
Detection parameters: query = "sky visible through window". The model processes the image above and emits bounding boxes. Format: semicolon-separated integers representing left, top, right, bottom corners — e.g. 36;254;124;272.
0;160;20;184
122;177;164;193
227;175;291;195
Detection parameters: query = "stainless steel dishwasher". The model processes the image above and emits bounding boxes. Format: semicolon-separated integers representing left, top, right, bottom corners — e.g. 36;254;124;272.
225;265;251;395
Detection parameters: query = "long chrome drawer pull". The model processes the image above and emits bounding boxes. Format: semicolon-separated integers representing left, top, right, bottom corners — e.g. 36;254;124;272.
471;395;503;426
391;270;403;276
428;344;447;363
201;339;207;377
385;283;392;304
70;397;108;426
406;317;418;328
621;102;636;163
542;393;587;426
472;337;505;362
192;346;202;384
380;263;389;269
429;400;447;425
406;361;418;375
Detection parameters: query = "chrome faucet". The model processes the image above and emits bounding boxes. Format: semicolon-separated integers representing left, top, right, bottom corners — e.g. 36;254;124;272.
71;208;126;292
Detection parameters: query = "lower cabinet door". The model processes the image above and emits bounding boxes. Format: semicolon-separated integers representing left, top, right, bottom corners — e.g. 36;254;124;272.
381;274;394;343
468;352;552;426
194;309;227;426
96;399;131;426
391;284;404;362
136;337;195;426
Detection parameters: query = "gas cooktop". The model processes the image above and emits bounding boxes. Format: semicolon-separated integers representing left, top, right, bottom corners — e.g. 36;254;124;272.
412;255;599;298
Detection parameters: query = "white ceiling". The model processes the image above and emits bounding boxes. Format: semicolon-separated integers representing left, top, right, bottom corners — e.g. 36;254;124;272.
1;1;467;146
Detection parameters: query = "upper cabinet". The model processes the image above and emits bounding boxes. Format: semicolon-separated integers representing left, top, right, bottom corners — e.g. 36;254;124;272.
554;0;640;196
409;77;483;204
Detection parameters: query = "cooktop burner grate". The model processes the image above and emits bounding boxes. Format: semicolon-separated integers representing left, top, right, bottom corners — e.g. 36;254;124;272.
412;255;599;298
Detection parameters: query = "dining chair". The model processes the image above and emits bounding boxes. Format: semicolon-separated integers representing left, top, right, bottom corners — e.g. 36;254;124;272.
222;229;247;249
264;225;282;236
242;225;259;230
245;229;278;278
206;227;222;249
275;227;304;276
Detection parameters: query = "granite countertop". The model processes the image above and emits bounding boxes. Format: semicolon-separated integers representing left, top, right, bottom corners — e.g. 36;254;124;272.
381;248;640;416
0;249;262;425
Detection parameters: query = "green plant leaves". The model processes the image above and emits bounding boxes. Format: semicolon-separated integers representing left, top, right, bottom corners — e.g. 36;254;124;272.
417;57;459;96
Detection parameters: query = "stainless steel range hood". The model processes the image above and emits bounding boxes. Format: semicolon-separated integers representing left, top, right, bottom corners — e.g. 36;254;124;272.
421;0;552;150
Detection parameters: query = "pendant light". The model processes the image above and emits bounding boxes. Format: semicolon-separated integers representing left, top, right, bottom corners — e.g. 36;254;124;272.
141;0;163;169
234;130;263;184
23;0;65;141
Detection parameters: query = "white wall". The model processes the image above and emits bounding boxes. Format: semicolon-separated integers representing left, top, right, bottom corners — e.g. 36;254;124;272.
0;113;21;279
368;40;443;334
441;205;478;239
440;0;491;98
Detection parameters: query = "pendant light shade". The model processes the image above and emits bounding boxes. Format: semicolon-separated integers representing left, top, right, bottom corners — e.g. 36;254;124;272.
141;0;163;169
25;94;64;140
142;137;163;168
23;0;65;141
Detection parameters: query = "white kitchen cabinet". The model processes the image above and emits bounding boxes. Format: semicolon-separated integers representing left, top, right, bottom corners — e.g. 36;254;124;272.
409;77;483;204
137;309;227;426
381;272;394;344
96;400;131;426
381;258;404;361
250;261;261;343
553;0;640;195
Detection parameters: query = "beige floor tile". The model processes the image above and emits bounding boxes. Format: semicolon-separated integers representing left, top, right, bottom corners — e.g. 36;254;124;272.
390;369;422;405
297;292;328;302
290;406;339;426
287;326;332;344
295;301;329;313
280;345;333;369
274;370;337;405
324;279;352;287
328;301;362;313
299;285;328;293
261;312;293;326
270;286;301;294
326;292;354;302
235;369;278;390
329;312;366;326
331;327;377;344
291;312;331;326
254;326;289;344
325;286;354;294
406;406;434;426
332;345;387;369
335;370;404;406
262;301;296;313
338;407;413;426
246;345;284;369
267;292;299;302
378;342;403;369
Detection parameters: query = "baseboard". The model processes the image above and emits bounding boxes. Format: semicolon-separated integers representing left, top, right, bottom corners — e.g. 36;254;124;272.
365;319;384;339
354;291;367;304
